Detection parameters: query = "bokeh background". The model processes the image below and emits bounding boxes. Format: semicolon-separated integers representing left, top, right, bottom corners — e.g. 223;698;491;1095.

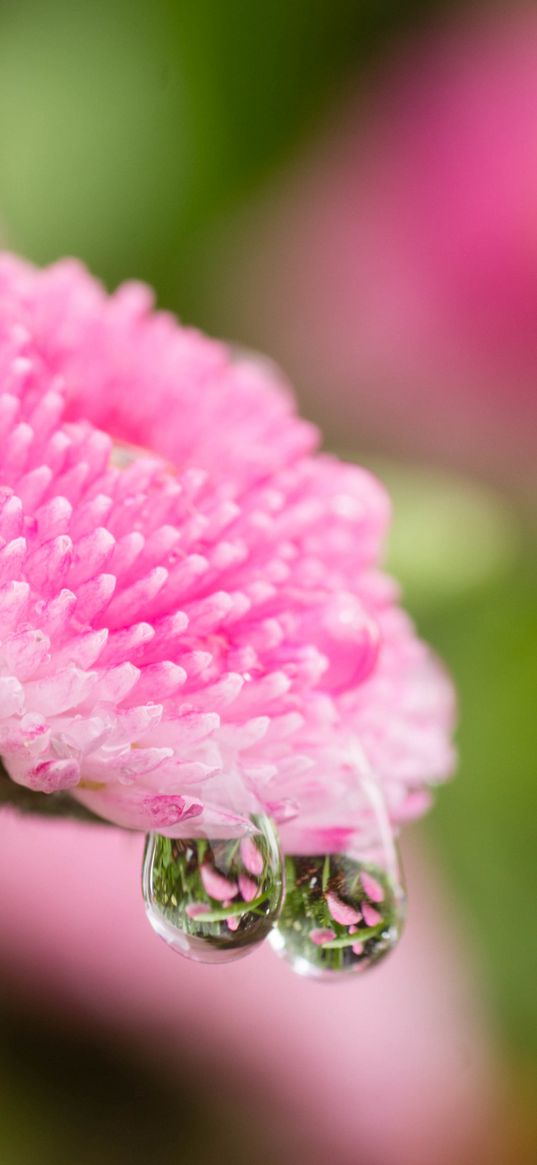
0;2;536;1162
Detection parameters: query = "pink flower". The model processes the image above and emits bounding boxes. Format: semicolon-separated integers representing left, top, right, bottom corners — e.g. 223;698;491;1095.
360;871;384;903
199;865;238;902
362;904;382;928
239;836;264;876
238;872;259;902
0;255;455;843
309;929;336;946
325;891;361;927
185;903;210;919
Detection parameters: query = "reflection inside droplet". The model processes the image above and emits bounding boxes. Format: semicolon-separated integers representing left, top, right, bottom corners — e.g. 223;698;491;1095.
142;815;284;964
269;850;405;979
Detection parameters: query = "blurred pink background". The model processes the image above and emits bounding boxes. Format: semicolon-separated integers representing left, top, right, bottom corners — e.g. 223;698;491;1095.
202;3;537;503
0;811;516;1165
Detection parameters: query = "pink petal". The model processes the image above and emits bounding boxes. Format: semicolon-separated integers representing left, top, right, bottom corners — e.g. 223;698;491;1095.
0;675;25;717
326;891;361;927
360;872;385;903
200;864;238;902
238;873;258;902
28;758;80;793
144;795;203;828
309;928;336;946
185;903;210;919
239;836;264;876
362;904;383;927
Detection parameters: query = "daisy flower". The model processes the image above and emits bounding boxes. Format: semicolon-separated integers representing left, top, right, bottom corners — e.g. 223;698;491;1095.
0;255;455;973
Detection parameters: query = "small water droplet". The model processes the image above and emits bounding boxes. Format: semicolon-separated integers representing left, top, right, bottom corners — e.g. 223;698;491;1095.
142;815;284;964
270;776;405;979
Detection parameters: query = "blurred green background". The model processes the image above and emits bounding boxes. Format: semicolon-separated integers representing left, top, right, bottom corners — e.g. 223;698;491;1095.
0;0;453;308
0;1;535;1162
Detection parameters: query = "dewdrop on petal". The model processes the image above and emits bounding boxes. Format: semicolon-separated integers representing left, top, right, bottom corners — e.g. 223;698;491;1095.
270;769;406;979
142;814;284;963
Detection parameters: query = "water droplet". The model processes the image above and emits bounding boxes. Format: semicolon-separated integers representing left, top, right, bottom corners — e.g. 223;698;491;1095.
270;777;405;979
142;815;284;964
270;851;405;978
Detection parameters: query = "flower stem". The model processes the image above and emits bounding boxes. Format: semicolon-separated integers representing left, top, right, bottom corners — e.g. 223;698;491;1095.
190;890;271;923
322;924;384;949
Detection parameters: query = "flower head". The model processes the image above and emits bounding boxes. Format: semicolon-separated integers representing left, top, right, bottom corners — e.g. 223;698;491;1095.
0;255;455;844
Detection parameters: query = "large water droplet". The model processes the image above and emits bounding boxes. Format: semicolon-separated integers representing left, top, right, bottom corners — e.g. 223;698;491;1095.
270;851;405;979
142;815;284;964
270;776;405;978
